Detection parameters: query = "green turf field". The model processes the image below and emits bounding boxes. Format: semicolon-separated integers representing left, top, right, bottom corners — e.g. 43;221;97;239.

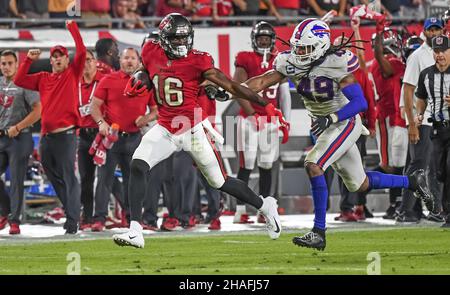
0;228;449;274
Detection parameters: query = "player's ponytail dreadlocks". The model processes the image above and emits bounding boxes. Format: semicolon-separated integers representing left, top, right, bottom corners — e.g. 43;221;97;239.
279;32;368;79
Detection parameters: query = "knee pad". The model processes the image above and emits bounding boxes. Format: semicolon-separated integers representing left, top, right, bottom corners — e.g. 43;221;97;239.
130;159;150;176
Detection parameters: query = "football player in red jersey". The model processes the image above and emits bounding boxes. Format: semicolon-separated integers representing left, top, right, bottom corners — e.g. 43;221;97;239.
113;13;286;248
369;27;408;219
233;21;291;224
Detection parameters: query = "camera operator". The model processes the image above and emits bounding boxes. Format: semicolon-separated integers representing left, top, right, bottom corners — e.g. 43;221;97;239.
415;35;450;227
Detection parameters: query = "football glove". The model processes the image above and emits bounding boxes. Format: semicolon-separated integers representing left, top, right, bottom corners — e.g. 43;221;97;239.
279;121;290;144
265;103;288;126
204;84;230;101
311;115;333;137
124;79;148;97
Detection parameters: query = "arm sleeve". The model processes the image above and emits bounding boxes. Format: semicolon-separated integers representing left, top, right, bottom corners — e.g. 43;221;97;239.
148;91;157;107
93;77;109;101
415;70;428;100
141;41;153;69
336;83;368;121
24;89;40;108
278;82;291;122
402;53;420;86
68;21;86;78
234;52;247;70
14;58;42;91
197;53;215;74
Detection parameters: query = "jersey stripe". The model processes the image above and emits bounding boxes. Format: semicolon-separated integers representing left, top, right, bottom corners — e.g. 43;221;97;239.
317;118;356;168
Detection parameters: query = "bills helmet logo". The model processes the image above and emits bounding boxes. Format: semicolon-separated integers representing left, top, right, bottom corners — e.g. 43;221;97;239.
294;23;330;40
311;24;330;38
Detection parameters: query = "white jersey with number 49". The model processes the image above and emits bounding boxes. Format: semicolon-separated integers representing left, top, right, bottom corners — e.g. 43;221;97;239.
274;50;356;117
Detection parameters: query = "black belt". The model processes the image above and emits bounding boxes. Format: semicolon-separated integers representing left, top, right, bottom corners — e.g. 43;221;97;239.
44;127;77;137
0;128;31;137
80;127;99;134
118;131;139;137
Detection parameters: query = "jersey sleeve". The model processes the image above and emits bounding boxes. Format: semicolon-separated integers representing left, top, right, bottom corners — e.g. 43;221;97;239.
234;52;248;70
321;51;350;82
195;52;215;74
23;89;40;108
141;41;157;70
346;50;360;73
14;58;44;91
273;52;290;76
93;75;109;101
148;91;157;107
415;69;428;100
403;52;421;86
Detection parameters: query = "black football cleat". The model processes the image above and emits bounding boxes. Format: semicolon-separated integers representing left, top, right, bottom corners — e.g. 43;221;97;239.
409;169;434;212
293;231;326;251
382;205;397;219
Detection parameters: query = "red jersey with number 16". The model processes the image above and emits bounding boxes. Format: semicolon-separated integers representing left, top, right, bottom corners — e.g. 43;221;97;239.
141;41;213;134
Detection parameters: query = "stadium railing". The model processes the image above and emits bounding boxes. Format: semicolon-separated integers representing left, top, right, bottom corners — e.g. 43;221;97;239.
0;15;436;29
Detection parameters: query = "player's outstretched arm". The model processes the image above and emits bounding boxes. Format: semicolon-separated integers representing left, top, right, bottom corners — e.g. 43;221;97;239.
203;68;267;106
374;30;394;78
66;20;86;77
336;74;368;121
245;69;285;94
311;74;368;137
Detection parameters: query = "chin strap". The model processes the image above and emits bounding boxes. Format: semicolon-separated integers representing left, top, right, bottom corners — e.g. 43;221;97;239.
261;49;269;69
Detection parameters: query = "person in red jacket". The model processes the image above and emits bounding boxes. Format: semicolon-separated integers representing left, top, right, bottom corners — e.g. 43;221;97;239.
90;48;157;232
14;20;86;234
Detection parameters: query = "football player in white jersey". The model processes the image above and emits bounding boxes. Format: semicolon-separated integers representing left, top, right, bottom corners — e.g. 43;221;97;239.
241;18;434;251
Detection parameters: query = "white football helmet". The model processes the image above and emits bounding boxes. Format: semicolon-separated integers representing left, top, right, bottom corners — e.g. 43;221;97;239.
289;18;331;67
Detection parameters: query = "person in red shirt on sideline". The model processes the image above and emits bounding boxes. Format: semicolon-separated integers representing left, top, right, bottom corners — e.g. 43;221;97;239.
95;38;120;74
369;27;408;220
14;20;86;235
90;48;157;232
77;50;104;231
113;13;286;248
233;22;291;225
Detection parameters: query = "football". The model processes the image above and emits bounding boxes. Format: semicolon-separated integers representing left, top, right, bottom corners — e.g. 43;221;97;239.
132;70;153;91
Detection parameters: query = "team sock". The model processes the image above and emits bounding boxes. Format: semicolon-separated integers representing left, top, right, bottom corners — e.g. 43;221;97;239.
259;167;272;198
311;175;328;231
366;171;409;191
220;177;263;209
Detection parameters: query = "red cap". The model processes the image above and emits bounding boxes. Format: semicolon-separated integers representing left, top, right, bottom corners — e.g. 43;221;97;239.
50;45;69;57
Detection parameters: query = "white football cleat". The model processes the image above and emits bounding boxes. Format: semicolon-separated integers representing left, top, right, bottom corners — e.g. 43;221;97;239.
113;229;145;248
258;196;281;240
